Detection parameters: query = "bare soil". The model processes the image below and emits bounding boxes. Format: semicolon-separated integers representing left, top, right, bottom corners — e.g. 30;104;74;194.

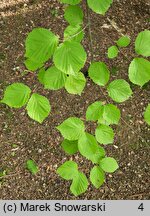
0;0;150;199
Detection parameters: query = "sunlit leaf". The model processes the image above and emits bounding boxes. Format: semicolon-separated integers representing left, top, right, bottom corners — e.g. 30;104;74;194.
70;171;88;196
107;79;132;103
26;93;51;123
100;157;119;173
135;30;150;57
57;161;78;180
129;58;150;87
65;72;86;95
53;41;87;75
95;124;114;144
56;117;85;140
87;0;113;15
90;166;105;188
1;83;31;108
88;62;110;86
64;5;83;25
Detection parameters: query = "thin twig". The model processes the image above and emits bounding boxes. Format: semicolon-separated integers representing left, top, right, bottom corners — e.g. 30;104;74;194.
85;0;94;62
0;172;22;179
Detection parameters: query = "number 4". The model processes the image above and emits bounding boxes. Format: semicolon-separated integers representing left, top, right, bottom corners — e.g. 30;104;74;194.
138;203;144;211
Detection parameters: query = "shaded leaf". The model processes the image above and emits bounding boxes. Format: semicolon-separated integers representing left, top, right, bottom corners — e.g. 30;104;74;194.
61;139;78;154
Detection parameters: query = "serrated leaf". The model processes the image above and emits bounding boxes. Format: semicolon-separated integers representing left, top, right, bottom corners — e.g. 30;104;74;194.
26;93;51;123
38;66;67;90
78;132;99;159
116;36;130;47
57;161;78;180
64;25;84;42
95;124;114;145
56;117;85;140
61;139;78;154
24;58;43;71
65;72;86;95
59;0;81;5
70;172;88;196
88;62;110;86
129;58;150;87
64;5;83;25
37;68;46;85
99;157;119;173
53;41;87;75
25;28;58;66
135;30;150;57
87;0;113;15
1;83;31;108
90;146;106;164
26;160;38;175
144;104;150;125
103;104;121;125
108;46;119;59
107;79;132;103
90;166;105;188
86;101;103;121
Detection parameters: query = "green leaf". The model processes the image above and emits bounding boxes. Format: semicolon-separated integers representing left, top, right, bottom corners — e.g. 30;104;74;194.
90;146;106;164
87;0;113;15
65;72;86;95
90;166;105;188
116;36;131;47
61;139;78;154
37;68;46;85
95;124;114;145
108;46;119;59
59;0;81;5
25;28;58;65
70;172;88;196
144;104;150;125
56;117;85;140
38;66;67;90
103;104;121;125
107;79;132;103
53;41;87;75
78;132;99;159
57;161;78;180
129;58;150;87
100;157;119;173
26;93;51;123
1;83;31;108
24;58;43;71
26;160;38;175
86;101;103;121
64;5;83;25
64;25;84;42
135;30;150;57
88;62;110;86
